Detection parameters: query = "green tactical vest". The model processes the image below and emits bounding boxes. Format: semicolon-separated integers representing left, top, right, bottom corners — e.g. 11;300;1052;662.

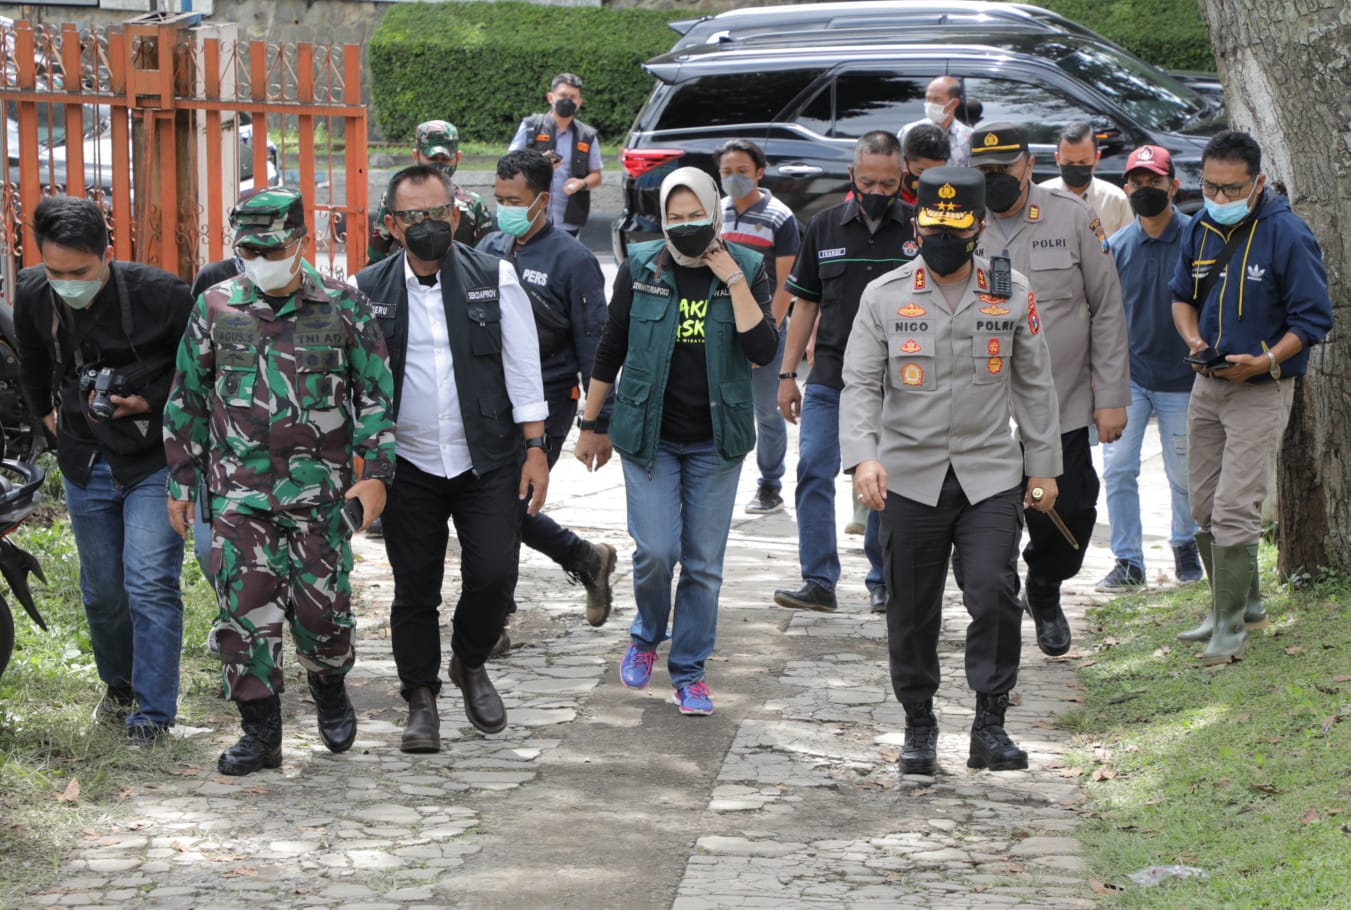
609;239;763;468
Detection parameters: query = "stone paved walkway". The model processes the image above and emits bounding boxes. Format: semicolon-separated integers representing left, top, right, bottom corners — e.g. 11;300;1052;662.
25;419;1186;909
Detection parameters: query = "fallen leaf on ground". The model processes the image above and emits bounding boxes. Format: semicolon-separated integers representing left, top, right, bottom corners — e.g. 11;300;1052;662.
55;778;80;802
1251;783;1280;795
1092;767;1117;782
1333;675;1351;683
1090;878;1125;893
1321;716;1341;735
1301;809;1320;825
171;840;192;853
224;866;258;878
911;787;934;797
1284;646;1307;656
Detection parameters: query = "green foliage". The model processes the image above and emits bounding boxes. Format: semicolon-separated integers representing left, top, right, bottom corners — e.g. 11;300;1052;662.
369;2;677;145
1030;0;1217;71
1069;544;1351;906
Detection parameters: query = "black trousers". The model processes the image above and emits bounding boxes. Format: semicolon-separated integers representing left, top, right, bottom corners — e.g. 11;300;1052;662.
385;457;519;697
1023;427;1099;592
882;469;1025;703
519;390;582;569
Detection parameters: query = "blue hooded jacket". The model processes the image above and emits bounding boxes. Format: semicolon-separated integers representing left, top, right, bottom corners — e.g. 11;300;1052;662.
1169;190;1332;378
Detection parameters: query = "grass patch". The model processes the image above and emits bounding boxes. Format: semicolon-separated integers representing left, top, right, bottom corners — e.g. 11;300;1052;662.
1068;544;1351;906
0;457;222;902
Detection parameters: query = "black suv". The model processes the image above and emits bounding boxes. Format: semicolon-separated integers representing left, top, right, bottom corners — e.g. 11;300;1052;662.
614;15;1225;257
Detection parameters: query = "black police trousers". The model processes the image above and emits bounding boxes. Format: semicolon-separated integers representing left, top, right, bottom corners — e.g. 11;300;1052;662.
1023;427;1099;592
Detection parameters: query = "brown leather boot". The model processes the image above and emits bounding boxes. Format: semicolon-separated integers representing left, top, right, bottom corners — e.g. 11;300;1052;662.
400;687;440;753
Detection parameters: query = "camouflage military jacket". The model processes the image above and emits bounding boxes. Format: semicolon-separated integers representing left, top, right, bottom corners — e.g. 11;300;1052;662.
367;186;493;263
163;260;396;512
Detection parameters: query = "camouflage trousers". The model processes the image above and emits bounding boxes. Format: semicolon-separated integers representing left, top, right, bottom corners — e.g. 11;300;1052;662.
209;501;354;702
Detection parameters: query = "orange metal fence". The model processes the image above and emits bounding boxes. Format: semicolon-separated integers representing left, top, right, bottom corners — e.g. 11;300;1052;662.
0;13;367;301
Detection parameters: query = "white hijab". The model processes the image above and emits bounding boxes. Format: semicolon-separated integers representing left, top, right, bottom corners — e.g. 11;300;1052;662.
659;167;724;267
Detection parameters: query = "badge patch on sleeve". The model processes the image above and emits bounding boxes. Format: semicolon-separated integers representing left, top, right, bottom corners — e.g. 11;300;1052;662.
901;363;925;386
1027;292;1041;335
1089;216;1109;253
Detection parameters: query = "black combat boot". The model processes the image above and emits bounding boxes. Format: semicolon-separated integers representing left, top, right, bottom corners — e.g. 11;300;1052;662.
968;692;1028;771
307;671;357;753
218;694;283;775
567;540;618;627
1024;575;1071;657
900;700;939;775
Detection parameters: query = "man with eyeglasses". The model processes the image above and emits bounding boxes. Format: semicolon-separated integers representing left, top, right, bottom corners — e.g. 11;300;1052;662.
970;122;1130;659
1168;130;1332;665
1095;145;1202;594
368;120;494;265
355;164;549;752
164;187;397;774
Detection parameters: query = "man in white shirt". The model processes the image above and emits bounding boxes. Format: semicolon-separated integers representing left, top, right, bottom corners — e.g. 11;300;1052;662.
898;76;973;167
354;164;550;752
1039;121;1133;238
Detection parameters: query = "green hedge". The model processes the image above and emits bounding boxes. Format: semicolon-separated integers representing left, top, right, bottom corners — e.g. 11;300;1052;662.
1027;0;1216;71
369;1;677;145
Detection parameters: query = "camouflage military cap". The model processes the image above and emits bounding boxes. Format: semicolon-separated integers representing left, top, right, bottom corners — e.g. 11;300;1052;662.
231;187;308;249
416;120;459;159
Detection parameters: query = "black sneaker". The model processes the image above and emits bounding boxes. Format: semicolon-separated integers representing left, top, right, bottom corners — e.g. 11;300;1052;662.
745;484;784;515
1094;559;1146;593
128;725;170;748
1172;542;1204;583
774;581;837;612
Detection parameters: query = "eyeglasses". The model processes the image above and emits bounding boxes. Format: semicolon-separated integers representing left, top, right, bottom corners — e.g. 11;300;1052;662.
1200;178;1253;200
391;204;454;224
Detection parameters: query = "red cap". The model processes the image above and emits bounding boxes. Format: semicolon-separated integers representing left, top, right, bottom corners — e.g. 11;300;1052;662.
1125;145;1172;177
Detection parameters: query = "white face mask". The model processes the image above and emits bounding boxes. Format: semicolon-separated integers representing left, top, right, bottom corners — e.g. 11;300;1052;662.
240;246;301;293
925;101;951;125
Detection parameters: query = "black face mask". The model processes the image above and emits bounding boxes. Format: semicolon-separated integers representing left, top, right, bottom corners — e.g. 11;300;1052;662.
1058;164;1094;189
553;97;578;119
1128;186;1170;218
902;172;920;200
918;232;978;277
854;184;898;221
403;219;454;263
984;171;1024;213
665;222;717;259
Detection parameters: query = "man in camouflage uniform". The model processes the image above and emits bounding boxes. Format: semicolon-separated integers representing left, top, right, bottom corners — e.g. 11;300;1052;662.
164;188;397;776
368;120;494;263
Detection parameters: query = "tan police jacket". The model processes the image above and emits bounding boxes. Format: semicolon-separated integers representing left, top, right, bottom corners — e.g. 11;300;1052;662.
840;257;1063;509
976;183;1130;433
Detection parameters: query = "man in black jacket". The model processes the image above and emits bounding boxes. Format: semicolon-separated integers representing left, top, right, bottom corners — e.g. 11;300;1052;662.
355;165;549;753
14;195;193;745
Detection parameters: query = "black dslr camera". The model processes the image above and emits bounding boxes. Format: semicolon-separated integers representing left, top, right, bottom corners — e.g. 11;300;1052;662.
79;367;131;422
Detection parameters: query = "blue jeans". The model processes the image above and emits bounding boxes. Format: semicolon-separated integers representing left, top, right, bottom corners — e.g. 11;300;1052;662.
1102;382;1195;568
750;326;787;491
795;384;884;591
64;461;185;729
621;439;741;688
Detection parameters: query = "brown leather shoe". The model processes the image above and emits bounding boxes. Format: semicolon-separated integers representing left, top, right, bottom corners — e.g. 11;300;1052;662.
449;655;507;734
400;687;440;753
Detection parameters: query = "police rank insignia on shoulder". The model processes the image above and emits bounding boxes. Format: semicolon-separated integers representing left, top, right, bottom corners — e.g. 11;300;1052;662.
901;363;925;386
978;295;1010;315
976;269;988;291
900;339;922;354
913;268;926;290
1089;216;1109;253
1027;291;1041;335
987;356;1003;375
1027;204;1040;221
898;302;927;317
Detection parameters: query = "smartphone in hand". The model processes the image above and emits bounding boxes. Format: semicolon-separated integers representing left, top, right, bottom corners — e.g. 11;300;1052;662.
1184;347;1230;370
339;498;365;535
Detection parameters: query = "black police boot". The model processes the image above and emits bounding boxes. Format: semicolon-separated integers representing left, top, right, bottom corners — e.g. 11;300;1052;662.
567;540;618;628
900;700;939;775
218;694;283;775
307;671;357;753
1024;575;1071;657
968;692;1028;771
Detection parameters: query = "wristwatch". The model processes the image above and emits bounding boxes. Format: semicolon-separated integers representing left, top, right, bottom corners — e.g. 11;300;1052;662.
577;417;597;431
1266;351;1281;380
778;371;798;380
525;435;548;451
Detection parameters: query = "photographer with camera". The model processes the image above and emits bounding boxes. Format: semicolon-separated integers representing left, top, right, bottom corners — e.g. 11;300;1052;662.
13;195;194;746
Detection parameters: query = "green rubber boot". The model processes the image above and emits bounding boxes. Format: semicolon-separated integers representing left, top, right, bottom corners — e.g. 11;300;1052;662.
1176;531;1216;642
1243;543;1269;630
1201;543;1252;665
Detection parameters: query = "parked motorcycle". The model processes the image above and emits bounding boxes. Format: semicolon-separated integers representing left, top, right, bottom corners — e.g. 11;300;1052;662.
0;458;46;682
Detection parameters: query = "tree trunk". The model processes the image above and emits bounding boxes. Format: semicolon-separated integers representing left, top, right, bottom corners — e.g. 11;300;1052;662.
1196;0;1351;575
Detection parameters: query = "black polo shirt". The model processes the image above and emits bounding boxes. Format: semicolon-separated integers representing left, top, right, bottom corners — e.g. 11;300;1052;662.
786;198;917;390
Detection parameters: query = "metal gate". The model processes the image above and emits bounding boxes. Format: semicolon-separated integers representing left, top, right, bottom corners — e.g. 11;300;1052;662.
0;12;368;302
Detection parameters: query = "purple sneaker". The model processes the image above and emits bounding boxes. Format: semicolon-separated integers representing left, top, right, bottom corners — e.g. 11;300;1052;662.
619;645;657;689
672;681;714;715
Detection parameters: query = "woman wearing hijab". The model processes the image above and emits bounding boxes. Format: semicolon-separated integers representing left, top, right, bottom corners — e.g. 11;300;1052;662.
574;167;777;715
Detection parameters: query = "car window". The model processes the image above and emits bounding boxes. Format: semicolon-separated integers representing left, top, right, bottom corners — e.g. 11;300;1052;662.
828;73;927;138
795;82;832;136
654;69;821;131
960;77;1100;144
1052;43;1202;131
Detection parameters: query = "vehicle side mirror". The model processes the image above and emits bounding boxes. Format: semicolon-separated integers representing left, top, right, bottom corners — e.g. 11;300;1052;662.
1093;118;1124;150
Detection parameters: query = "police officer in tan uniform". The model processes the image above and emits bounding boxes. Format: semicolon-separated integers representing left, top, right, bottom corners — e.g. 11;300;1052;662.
841;167;1062;775
970;122;1130;658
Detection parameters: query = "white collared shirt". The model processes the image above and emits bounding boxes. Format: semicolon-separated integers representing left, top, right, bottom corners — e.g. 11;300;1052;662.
395;255;547;479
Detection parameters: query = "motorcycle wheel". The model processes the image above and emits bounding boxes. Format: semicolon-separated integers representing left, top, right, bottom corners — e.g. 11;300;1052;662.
0;599;12;682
